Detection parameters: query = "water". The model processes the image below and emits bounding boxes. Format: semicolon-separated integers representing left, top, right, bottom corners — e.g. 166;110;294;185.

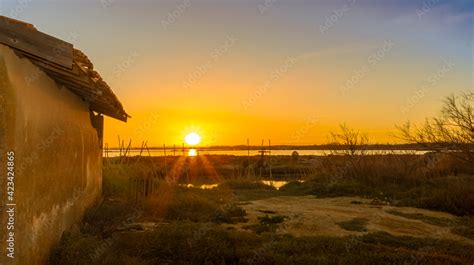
178;180;305;190
261;180;288;190
261;180;305;190
178;183;219;189
104;149;426;157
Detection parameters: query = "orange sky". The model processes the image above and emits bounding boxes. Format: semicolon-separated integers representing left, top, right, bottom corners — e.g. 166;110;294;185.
10;1;472;146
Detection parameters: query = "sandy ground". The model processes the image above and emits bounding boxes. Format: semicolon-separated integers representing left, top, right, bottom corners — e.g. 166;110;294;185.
234;196;472;244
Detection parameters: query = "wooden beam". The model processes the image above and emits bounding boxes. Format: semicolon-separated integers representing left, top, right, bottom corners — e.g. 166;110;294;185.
90;104;127;122
0;17;129;121
0;16;73;69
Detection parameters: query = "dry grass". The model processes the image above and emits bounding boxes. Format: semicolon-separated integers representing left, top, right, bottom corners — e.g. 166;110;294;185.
336;218;368;232
49;155;474;264
50;223;474;265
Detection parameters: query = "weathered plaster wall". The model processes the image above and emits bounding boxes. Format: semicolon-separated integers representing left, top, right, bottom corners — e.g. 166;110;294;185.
0;44;103;265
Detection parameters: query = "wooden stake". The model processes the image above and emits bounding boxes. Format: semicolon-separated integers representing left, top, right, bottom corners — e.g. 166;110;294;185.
145;142;157;179
247;138;250;157
247;138;251;178
124;139;132;164
163;144;168;180
268;139;272;179
124;139;132;156
118;135;122;157
139;141;145;156
268;139;271;156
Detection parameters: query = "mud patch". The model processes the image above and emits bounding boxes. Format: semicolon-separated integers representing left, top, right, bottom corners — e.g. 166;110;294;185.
235;196;473;245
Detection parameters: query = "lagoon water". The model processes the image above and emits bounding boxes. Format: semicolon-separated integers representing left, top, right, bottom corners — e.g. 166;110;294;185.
179;180;306;190
179;183;219;189
105;149;427;157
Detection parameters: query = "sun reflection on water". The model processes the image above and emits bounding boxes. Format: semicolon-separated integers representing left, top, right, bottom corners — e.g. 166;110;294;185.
188;149;197;156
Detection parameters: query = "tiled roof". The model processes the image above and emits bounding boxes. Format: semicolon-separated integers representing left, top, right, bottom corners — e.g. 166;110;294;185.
0;16;129;122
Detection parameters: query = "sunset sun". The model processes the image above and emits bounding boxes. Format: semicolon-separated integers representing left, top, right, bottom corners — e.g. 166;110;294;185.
184;132;201;145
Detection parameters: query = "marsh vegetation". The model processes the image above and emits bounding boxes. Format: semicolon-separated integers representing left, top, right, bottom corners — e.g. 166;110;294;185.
48;150;474;264
50;94;473;264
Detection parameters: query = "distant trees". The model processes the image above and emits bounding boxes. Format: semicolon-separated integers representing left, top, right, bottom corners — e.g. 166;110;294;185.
397;92;474;164
326;124;372;181
328;124;369;156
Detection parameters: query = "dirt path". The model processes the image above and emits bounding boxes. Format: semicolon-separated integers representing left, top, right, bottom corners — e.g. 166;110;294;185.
235;196;472;244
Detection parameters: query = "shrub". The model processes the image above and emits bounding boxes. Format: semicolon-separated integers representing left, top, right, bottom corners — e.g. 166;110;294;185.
49;232;102;265
82;201;138;235
336;218;368;232
451;216;474;240
162;193;221;222
50;225;474;265
244;215;287;234
212;204;247;224
417;177;474;216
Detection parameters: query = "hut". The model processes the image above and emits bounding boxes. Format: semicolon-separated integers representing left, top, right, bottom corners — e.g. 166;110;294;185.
0;16;128;264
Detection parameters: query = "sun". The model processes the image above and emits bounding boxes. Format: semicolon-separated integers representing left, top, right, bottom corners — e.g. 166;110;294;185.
184;132;201;145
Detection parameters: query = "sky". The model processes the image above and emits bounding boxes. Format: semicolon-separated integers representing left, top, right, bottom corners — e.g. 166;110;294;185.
1;0;473;146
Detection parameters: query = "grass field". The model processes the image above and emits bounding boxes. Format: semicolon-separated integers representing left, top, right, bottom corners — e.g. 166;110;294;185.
49;154;474;264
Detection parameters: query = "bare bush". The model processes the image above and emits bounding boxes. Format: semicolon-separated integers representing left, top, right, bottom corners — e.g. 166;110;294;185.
397;92;474;165
325;124;373;182
329;123;369;156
